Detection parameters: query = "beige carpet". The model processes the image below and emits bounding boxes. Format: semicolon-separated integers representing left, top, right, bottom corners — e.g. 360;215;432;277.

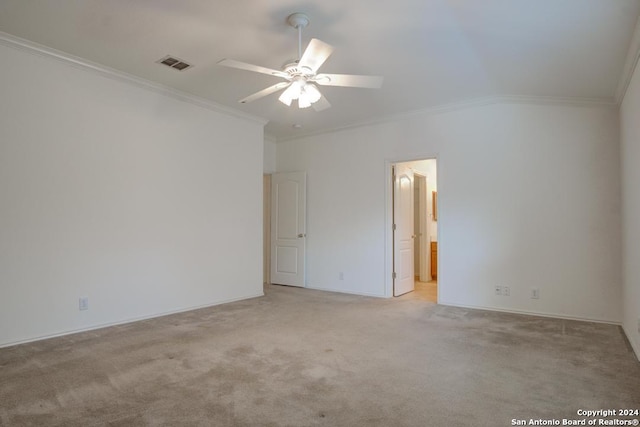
1;284;638;426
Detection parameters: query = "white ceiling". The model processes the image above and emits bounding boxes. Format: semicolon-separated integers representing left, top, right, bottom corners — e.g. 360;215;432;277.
1;0;639;141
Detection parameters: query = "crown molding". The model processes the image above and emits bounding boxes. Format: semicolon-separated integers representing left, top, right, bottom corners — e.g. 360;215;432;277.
274;94;617;143
0;31;268;126
616;16;640;104
0;30;621;143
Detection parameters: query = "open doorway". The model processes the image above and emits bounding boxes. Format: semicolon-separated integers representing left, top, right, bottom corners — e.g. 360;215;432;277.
391;159;437;301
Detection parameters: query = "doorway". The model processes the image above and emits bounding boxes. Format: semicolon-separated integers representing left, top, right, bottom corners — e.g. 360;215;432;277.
389;158;438;301
268;171;307;287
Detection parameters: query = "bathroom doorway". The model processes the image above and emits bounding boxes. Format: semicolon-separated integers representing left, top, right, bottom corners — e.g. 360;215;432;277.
391;158;437;301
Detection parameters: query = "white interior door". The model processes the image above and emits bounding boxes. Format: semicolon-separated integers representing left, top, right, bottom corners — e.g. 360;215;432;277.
270;172;306;287
393;164;415;296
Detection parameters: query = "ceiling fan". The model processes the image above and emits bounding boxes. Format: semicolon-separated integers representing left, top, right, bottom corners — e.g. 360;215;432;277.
218;13;383;111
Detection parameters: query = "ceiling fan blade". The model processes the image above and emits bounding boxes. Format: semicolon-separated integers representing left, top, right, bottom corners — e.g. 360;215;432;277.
299;38;334;73
312;93;331;112
218;59;289;79
239;82;291;104
314;73;384;88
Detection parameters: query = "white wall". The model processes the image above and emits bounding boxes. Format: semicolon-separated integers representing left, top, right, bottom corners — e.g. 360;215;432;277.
620;59;640;357
264;137;277;174
0;41;265;347
277;101;621;322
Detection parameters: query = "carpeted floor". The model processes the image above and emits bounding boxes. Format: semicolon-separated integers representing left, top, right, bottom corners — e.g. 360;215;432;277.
0;284;638;427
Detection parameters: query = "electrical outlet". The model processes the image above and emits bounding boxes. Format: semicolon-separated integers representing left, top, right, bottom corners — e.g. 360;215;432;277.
531;288;540;299
79;297;89;311
495;285;502;296
339;272;344;280
503;286;510;296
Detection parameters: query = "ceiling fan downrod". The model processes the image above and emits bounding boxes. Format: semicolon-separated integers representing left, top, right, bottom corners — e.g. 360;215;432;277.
287;13;309;62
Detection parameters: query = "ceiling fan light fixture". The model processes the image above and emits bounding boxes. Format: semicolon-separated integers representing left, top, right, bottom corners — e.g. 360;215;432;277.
278;92;293;106
280;82;320;109
304;83;322;103
298;94;312;108
278;84;299;106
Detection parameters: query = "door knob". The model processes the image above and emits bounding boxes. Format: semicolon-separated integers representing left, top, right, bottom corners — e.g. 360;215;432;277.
298;233;306;238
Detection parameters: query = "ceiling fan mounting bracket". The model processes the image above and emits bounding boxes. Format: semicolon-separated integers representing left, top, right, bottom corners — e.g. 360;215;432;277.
287;13;309;29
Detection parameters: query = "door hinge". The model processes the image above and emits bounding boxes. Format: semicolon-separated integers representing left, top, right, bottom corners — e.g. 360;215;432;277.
392;272;397;279
392;223;397;231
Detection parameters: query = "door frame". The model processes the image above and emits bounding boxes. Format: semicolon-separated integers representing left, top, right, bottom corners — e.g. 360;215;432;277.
263;174;271;285
414;173;430;282
385;155;439;299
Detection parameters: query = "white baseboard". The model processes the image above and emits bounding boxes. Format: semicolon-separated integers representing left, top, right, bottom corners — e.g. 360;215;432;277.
441;301;639;361
622;324;640;362
0;292;264;349
304;285;385;298
438;300;621;325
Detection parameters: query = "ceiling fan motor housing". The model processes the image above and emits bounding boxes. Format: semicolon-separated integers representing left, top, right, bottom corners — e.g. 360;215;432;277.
283;63;313;77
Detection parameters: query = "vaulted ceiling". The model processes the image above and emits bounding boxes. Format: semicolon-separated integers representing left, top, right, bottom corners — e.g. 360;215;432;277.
1;0;639;140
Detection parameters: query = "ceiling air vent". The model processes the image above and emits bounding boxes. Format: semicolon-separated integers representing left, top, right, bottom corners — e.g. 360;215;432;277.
157;55;193;71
